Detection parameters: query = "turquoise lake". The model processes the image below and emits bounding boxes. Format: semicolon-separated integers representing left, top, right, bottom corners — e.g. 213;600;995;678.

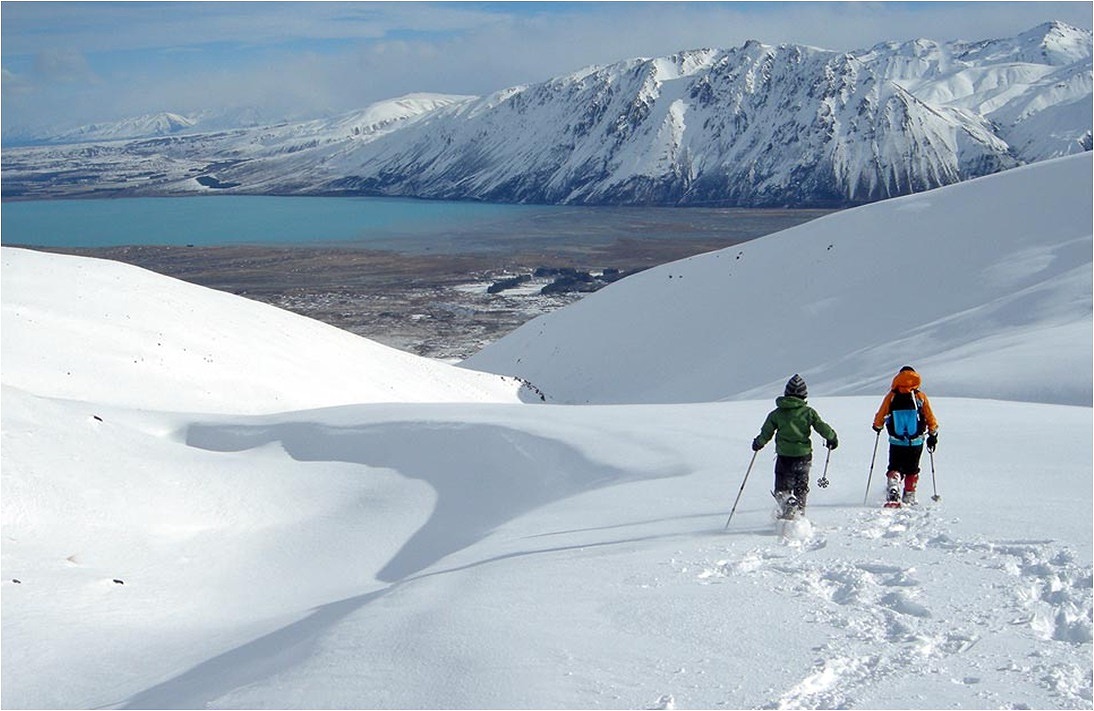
1;196;831;254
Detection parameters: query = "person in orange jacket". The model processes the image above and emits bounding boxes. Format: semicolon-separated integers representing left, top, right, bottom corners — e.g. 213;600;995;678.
872;366;939;506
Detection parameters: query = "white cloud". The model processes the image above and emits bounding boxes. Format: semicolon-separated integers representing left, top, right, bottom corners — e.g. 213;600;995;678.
31;49;100;85
2;1;1090;133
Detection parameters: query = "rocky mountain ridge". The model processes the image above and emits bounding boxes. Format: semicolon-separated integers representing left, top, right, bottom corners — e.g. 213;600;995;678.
3;22;1089;206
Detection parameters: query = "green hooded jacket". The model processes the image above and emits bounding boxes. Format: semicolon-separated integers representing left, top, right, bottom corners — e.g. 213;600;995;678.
753;396;837;457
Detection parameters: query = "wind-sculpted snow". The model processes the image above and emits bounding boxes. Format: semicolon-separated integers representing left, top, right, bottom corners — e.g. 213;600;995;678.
56;397;1079;711
184;407;690;582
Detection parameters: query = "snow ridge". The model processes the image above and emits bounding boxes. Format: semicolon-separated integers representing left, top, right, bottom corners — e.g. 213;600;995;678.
0;248;526;413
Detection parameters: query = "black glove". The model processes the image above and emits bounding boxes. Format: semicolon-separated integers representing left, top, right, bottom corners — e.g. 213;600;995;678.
872;425;883;433
825;439;838;450
751;439;764;452
926;433;938;452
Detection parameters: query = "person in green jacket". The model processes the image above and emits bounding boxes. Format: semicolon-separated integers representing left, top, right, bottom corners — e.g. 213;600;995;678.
751;374;838;519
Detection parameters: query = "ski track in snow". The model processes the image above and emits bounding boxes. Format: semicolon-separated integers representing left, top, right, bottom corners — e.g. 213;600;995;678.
694;507;1093;710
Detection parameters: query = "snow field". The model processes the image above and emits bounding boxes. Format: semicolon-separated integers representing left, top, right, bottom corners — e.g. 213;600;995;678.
3;388;1089;708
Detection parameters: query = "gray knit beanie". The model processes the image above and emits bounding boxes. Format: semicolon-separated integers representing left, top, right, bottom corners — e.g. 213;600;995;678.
784;374;808;399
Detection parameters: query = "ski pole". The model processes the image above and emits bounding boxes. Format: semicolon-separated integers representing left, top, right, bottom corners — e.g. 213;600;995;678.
863;429;881;506
724;450;759;530
817;444;832;489
929;448;941;502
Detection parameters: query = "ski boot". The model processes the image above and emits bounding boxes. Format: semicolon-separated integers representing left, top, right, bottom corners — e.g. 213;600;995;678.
902;473;920;506
884;473;903;508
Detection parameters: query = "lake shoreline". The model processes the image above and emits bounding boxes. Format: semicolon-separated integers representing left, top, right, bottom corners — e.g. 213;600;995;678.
20;234;765;360
6;199;833;358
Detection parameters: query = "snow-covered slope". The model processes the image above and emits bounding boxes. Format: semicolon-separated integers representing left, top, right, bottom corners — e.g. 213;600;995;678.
2;112;197;146
3;23;1090;205
53;112;197;143
463;152;1093;406
2;150;1091;709
0;248;524;413
4;392;1090;710
2;95;471;147
0;93;473;198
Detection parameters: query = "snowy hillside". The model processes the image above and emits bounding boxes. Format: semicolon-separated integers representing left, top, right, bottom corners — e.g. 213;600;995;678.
1;95;470;147
1;112;199;147
0;93;474;198
2;152;1091;709
463;152;1093;406
3;22;1090;205
45;112;197;144
0;249;524;413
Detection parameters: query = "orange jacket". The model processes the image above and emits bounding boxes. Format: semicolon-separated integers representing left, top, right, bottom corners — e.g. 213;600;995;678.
872;369;939;433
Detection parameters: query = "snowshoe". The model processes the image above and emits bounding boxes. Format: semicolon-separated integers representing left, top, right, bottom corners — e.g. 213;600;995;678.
902;491;918;506
772;491;802;520
883;486;902;509
780;495;803;520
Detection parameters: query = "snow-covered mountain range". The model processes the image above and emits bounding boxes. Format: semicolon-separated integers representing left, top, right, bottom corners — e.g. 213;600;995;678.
3;22;1090;205
2;152;1090;709
46;112;197;144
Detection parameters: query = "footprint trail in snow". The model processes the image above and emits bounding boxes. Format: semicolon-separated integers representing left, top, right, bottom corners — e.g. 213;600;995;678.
695;506;1092;709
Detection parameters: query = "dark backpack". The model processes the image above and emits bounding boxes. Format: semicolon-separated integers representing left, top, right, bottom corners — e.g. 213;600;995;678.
886;389;926;443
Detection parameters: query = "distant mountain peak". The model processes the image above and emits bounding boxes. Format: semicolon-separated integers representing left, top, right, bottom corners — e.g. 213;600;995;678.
59;112;197;143
968;19;1093;66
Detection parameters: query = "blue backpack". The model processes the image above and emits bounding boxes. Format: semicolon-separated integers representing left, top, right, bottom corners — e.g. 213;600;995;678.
886;389;926;446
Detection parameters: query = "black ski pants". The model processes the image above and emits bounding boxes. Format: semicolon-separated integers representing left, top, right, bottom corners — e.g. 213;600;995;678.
887;443;924;475
774;454;812;506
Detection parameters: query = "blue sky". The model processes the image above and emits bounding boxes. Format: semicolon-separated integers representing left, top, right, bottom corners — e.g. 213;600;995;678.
2;1;1091;134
